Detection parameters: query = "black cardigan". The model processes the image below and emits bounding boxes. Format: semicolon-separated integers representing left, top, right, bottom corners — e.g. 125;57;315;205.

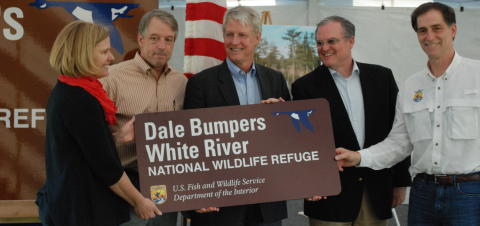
40;80;129;226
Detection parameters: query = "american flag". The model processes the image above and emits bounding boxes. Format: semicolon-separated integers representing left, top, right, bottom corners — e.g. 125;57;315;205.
183;0;227;79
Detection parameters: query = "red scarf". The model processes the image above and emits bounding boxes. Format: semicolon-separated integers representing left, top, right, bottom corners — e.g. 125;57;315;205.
59;75;117;125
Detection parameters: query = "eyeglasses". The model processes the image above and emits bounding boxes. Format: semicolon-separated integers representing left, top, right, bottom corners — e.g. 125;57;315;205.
316;36;347;47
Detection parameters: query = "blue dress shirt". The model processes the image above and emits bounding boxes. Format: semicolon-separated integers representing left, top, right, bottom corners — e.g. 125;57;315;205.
329;61;365;149
226;58;262;105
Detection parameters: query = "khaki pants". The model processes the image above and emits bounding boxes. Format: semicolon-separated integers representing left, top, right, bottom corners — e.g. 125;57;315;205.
309;188;388;226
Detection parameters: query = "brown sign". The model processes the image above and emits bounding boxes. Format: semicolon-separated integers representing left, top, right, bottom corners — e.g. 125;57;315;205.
136;99;341;213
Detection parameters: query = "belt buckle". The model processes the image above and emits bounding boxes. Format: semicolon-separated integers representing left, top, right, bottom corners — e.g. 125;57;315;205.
434;174;447;184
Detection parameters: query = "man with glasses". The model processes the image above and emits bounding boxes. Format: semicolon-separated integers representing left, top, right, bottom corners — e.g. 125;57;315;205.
336;2;480;225
101;9;186;226
291;16;411;226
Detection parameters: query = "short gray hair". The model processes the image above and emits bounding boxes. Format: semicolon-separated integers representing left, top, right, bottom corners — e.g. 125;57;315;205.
138;9;178;41
222;6;262;36
315;16;355;41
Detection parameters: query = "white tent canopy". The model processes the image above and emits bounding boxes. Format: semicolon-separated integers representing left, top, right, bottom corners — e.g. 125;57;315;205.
168;4;480;88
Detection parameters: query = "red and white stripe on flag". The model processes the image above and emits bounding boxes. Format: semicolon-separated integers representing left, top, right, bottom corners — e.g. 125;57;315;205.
184;0;227;79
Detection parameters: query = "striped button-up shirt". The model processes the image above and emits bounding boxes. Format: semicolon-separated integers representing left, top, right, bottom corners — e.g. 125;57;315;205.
329;61;365;149
100;52;187;169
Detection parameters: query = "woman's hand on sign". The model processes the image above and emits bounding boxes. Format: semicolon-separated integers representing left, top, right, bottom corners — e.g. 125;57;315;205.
134;198;162;219
195;207;219;213
305;196;327;201
260;97;285;104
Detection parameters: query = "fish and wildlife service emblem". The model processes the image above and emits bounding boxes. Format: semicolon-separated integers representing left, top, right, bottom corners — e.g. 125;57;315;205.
151;185;167;204
413;89;423;102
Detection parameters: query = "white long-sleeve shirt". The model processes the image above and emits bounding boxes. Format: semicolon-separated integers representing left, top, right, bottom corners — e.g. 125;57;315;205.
359;52;480;177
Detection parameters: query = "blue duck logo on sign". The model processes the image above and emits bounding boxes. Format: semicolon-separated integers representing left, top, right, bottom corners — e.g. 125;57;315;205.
30;0;140;54
273;109;316;133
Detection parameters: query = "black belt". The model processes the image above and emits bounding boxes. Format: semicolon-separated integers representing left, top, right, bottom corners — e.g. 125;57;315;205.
417;172;480;185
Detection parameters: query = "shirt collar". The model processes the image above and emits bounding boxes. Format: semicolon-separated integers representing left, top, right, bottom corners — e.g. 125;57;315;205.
134;52;171;78
329;60;360;79
226;58;256;78
425;51;461;79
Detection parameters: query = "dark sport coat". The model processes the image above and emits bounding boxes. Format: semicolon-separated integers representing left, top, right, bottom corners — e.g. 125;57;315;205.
292;63;411;222
184;60;290;226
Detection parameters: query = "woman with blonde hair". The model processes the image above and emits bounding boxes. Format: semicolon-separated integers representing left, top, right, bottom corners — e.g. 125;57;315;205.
37;20;161;225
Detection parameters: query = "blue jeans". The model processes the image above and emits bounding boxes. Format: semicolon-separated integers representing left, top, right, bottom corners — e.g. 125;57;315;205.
408;174;480;225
